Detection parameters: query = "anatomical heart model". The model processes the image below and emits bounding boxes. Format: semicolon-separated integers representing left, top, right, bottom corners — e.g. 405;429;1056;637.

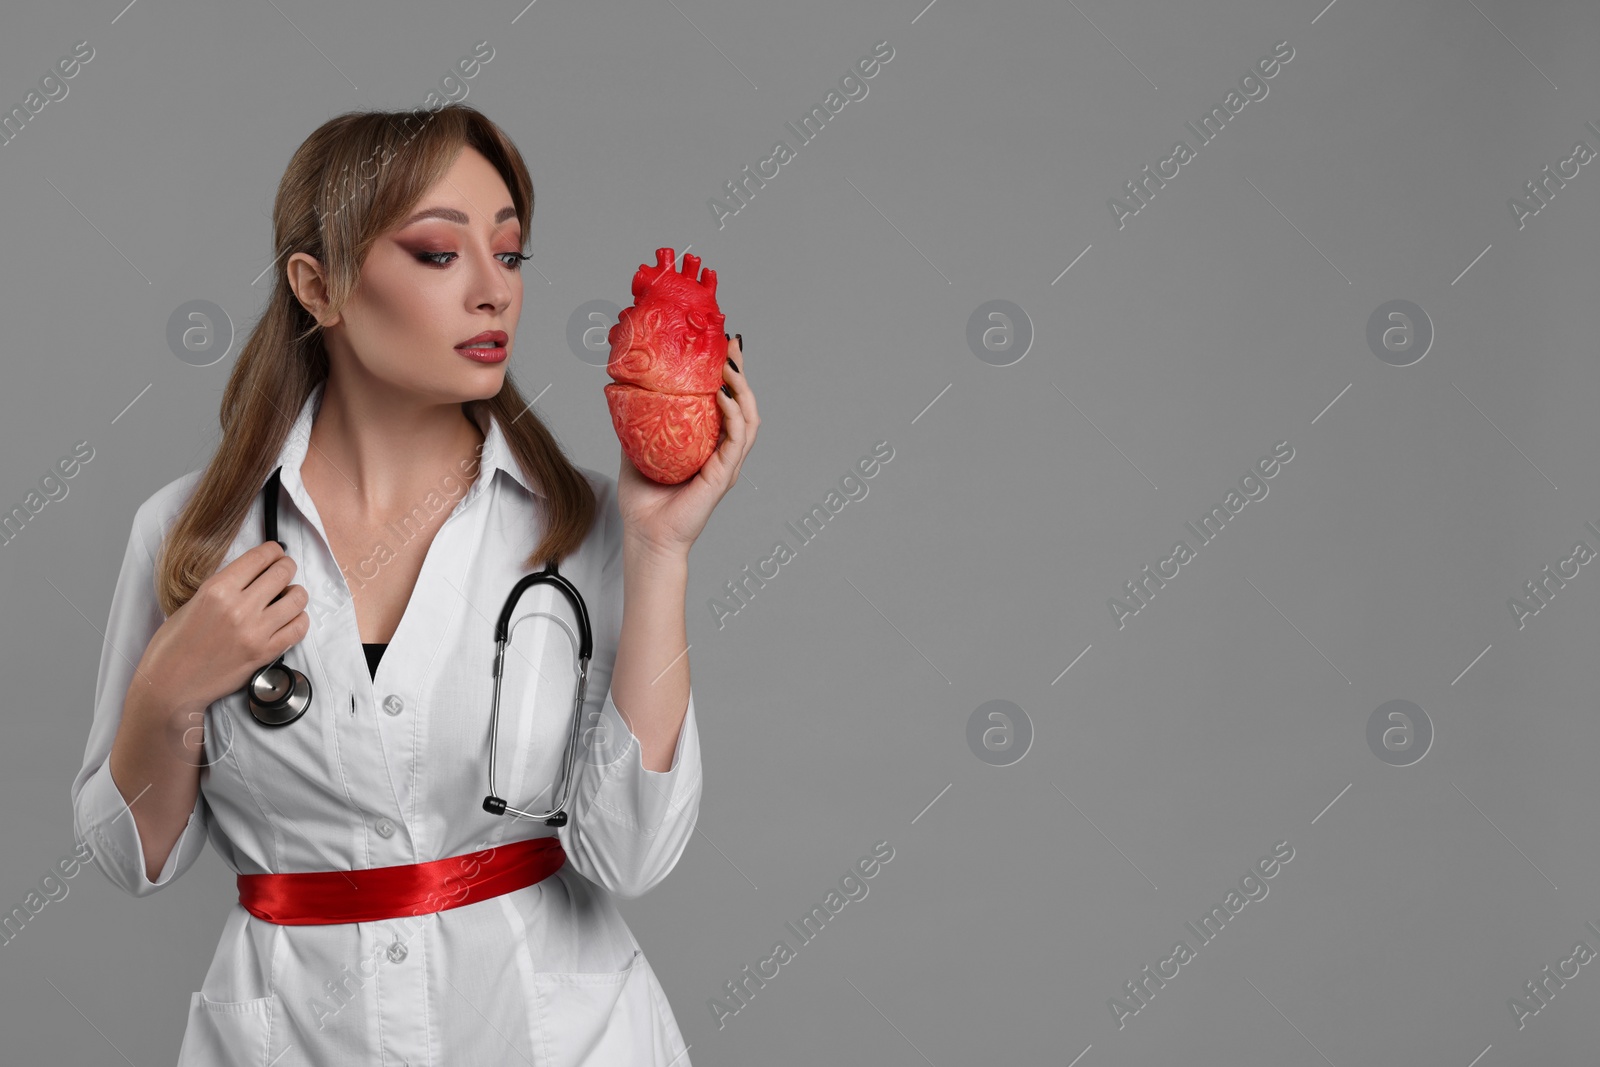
604;247;728;485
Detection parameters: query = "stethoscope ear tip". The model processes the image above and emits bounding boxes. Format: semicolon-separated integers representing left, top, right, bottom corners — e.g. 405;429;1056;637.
483;794;567;826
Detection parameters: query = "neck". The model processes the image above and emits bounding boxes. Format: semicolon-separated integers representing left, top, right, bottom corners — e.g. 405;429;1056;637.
303;366;486;515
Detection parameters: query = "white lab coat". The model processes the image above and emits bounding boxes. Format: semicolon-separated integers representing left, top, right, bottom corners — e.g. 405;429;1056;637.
71;381;702;1066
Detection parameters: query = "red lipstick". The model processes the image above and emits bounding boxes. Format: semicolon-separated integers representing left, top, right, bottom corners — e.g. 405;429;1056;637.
456;329;508;364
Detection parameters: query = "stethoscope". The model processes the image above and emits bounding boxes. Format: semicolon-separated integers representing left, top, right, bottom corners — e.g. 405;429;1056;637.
245;465;592;827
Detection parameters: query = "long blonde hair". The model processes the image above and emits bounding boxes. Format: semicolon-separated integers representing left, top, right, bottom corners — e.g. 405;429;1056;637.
154;104;596;617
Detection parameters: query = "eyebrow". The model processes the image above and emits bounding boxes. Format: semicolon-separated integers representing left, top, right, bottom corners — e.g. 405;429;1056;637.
401;205;519;227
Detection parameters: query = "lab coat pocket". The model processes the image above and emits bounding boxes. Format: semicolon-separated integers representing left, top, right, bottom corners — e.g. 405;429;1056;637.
533;947;660;1066
176;991;278;1067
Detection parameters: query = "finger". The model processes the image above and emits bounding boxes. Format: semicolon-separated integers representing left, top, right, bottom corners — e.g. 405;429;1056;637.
267;604;312;653
263;582;310;634
715;384;746;447
223;541;288;592
713;383;742;470
722;354;758;429
713;387;750;481
717;331;754;479
244;553;298;609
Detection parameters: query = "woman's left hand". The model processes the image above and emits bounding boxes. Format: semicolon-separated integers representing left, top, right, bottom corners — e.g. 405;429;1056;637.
616;333;757;560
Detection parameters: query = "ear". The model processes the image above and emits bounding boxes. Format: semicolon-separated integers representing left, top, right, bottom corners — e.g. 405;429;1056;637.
286;252;338;327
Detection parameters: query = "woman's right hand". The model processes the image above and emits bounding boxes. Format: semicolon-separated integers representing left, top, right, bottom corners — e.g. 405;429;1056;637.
135;540;311;717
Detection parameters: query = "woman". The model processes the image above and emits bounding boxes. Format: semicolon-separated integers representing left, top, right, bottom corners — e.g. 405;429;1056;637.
69;104;755;1065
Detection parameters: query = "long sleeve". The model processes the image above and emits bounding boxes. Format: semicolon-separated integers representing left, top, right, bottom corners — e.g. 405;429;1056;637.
70;500;210;897
556;475;703;900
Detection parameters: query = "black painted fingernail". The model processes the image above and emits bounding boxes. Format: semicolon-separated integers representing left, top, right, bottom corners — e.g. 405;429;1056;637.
735;332;743;350
725;332;730;340
721;383;734;397
726;356;741;373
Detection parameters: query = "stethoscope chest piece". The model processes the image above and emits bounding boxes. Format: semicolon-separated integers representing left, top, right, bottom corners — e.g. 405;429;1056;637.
249;660;313;727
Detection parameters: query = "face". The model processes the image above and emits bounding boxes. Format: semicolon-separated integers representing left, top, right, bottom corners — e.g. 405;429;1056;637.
290;145;526;405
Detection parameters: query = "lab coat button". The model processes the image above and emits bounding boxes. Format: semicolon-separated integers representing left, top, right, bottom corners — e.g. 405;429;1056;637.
387;940;408;963
375;818;395;838
383;694;405;716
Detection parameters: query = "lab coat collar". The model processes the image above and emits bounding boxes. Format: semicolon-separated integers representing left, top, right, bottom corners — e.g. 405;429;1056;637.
268;379;540;536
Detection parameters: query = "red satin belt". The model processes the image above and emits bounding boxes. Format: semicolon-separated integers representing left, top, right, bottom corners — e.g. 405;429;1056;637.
237;837;566;926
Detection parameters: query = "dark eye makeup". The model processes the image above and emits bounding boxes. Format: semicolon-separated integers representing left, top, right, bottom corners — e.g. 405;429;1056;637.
415;250;531;269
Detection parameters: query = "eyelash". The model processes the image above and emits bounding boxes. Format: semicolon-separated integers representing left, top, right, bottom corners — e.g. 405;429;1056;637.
416;251;531;270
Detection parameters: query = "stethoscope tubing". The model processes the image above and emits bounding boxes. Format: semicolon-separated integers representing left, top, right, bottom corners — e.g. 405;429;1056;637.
242;465;592;827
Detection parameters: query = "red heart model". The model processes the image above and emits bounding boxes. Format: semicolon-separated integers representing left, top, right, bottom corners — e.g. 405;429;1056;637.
604;247;728;485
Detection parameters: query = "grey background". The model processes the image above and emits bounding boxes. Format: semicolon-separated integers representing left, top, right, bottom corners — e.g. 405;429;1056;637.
3;0;1597;1063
